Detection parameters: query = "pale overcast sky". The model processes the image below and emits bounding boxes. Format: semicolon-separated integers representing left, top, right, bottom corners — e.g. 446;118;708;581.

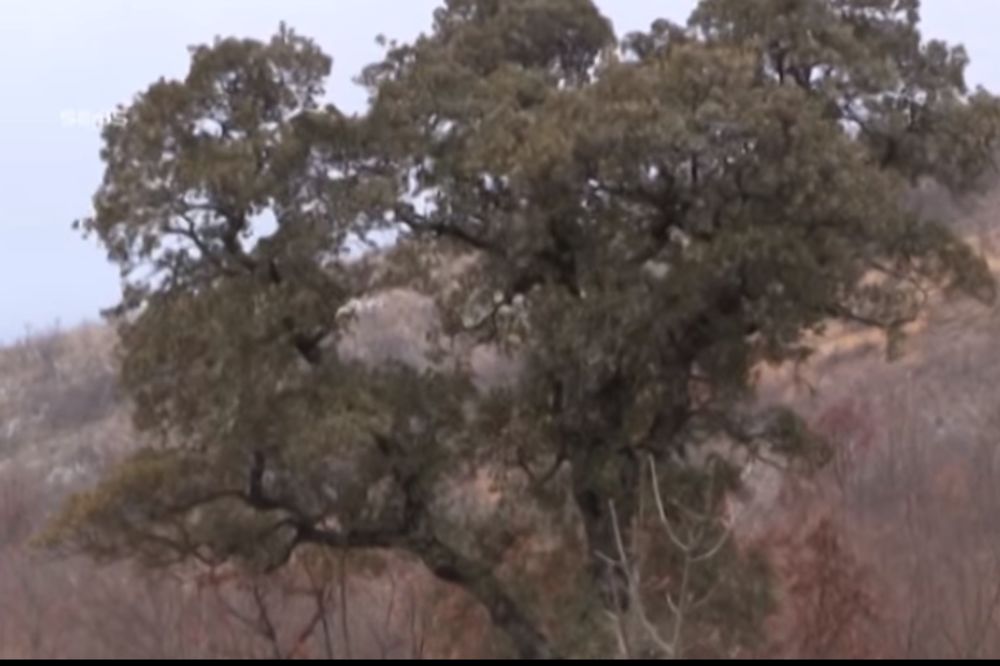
1;1;998;343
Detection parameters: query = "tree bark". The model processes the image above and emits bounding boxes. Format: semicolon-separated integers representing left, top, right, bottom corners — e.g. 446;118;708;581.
408;533;559;659
570;445;640;611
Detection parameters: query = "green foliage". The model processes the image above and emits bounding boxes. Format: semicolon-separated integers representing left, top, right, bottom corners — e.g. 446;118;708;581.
57;0;997;658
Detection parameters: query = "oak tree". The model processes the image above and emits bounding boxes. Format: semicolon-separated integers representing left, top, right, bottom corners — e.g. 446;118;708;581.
51;1;999;657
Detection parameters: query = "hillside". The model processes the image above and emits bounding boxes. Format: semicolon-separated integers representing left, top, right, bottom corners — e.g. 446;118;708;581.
4;183;1000;657
0;300;500;659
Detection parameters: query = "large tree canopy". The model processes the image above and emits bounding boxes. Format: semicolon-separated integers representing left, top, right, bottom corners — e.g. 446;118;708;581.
51;0;998;658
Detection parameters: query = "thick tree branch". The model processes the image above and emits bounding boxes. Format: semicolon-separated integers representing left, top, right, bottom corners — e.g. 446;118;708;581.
394;204;498;253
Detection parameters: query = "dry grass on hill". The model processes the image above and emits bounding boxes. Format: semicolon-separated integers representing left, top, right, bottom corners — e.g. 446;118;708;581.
5;182;1000;656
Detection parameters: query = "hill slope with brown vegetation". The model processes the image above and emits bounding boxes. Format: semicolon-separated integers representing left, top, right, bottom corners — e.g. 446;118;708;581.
5;183;1000;658
0;305;504;659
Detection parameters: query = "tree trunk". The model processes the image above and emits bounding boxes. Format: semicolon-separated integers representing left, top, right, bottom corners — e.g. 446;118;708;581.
408;534;558;659
570;445;641;611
